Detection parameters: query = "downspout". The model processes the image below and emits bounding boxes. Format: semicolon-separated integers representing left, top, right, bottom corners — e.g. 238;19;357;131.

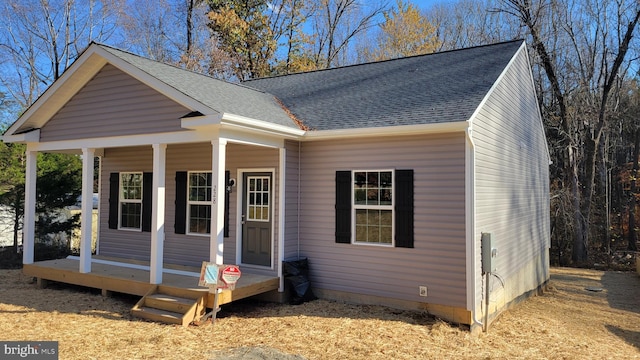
297;141;301;259
465;126;484;331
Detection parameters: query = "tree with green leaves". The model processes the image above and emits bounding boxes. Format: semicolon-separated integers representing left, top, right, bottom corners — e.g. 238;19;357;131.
34;153;83;249
0;141;26;251
0;142;82;254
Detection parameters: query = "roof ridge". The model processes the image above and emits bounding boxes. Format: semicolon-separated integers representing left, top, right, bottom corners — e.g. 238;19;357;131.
244;39;525;82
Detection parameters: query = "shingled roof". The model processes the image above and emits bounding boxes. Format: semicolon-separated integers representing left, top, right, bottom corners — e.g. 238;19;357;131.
245;40;524;131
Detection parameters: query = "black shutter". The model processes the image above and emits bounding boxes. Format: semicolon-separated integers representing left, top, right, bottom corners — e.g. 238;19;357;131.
395;169;414;248
224;170;230;238
175;171;187;234
141;172;153;232
335;171;352;243
108;173;119;229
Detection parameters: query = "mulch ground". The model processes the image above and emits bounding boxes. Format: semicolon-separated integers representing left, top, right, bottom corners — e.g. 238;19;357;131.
0;267;638;359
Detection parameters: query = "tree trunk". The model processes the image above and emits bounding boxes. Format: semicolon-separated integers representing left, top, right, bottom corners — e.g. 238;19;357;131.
628;127;640;251
11;191;21;254
186;0;195;53
570;143;588;262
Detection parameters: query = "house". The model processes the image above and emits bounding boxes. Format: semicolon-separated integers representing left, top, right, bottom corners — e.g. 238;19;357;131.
1;40;550;331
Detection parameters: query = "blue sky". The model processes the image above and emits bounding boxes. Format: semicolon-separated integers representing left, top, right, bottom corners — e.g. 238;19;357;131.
410;0;457;11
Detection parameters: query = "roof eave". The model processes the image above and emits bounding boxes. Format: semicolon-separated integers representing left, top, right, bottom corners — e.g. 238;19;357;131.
1;129;40;143
302;121;470;141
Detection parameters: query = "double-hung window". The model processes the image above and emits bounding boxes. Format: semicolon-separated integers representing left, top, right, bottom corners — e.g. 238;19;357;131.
336;169;413;248
187;172;212;235
119;172;143;230
354;170;394;245
174;171;230;237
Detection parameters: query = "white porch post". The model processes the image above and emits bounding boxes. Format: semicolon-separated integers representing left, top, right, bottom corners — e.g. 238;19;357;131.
150;143;167;284
278;147;286;291
211;139;227;265
23;149;37;265
79;148;95;273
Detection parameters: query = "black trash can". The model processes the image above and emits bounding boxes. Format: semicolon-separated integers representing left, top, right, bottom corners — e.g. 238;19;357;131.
283;258;316;305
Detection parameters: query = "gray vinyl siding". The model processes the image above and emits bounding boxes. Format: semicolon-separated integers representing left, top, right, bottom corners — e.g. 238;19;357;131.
99;146;153;261
99;142;280;277
472;47;550;304
283;140;301;261
40;64;188;142
298;134;467;307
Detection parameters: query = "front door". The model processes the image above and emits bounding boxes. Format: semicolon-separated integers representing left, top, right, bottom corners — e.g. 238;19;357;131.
241;172;272;266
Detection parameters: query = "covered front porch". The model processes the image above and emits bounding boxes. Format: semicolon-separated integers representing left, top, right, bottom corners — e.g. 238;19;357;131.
23;256;280;310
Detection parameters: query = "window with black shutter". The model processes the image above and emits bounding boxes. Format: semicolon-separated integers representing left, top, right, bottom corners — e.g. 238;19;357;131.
335;169;413;248
175;171;230;237
108;172;151;232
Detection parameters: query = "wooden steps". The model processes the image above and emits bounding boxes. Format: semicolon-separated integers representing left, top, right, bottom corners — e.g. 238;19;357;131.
131;286;206;327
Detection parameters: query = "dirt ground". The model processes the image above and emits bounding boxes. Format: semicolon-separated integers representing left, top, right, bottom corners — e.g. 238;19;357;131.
0;267;638;359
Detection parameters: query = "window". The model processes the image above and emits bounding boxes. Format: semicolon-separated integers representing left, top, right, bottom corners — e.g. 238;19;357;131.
119;172;143;230
188;172;212;235
174;171;230;237
247;176;270;221
353;171;393;245
336;169;414;248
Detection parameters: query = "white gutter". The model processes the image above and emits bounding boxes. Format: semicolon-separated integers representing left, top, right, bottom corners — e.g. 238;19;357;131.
302;121;468;141
221;113;306;138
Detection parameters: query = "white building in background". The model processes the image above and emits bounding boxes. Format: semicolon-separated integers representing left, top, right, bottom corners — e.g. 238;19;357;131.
0;206;16;247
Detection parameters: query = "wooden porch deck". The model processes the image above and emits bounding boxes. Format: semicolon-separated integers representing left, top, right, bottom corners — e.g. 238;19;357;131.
23;257;280;309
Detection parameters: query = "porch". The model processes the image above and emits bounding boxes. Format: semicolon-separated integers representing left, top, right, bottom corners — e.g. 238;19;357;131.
23;256;280;316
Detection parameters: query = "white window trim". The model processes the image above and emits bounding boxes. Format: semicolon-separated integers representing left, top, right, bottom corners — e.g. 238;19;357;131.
118;171;143;231
245;175;271;223
352;169;395;247
186;171;212;237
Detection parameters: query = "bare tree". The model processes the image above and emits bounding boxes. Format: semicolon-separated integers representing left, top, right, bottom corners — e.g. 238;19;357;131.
0;0;124;109
269;0;317;74
308;0;388;68
427;0;522;51
499;0;640;263
119;0;178;62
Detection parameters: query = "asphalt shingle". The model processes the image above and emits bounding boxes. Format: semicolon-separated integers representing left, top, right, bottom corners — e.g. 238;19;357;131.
245;40;523;131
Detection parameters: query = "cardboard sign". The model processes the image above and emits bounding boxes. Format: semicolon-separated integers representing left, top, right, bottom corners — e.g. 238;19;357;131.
198;262;241;290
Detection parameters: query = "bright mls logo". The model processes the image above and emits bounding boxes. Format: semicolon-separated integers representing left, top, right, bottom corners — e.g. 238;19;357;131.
2;341;58;359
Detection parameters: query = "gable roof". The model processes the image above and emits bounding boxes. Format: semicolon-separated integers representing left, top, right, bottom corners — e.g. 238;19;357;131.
96;45;297;128
4;43;297;137
4;40;525;141
245;40;524;131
